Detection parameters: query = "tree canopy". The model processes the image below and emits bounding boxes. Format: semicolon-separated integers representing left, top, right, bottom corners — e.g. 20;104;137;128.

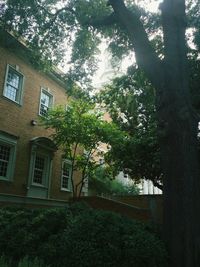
1;0;200;89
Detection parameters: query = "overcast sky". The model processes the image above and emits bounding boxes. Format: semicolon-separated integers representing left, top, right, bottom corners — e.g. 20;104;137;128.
136;0;162;13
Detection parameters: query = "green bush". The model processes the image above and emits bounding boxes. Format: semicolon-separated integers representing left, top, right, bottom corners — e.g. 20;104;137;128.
0;204;168;267
60;209;167;267
0;207;40;267
0;256;41;267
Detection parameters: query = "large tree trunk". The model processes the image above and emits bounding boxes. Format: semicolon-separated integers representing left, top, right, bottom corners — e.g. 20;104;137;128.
159;1;200;266
109;0;200;266
158;70;200;266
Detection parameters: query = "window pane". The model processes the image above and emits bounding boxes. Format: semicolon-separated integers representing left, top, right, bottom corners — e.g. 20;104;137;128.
40;104;48;116
5;84;17;101
35;156;45;169
0;144;10;178
4;67;22;102
0;161;9;177
8;72;20;88
40;90;52;116
62;162;71;189
33;156;45;184
62;176;69;189
0;145;10;161
41;92;50;106
63;166;70;176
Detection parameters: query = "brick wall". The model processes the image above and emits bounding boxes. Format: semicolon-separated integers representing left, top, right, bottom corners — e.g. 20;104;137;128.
108;195;163;224
71;196;152;222
0;43;80;201
72;195;163;224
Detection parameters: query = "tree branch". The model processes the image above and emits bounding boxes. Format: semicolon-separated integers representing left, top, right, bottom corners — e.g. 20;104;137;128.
84;13;117;28
108;0;164;91
152;179;163;191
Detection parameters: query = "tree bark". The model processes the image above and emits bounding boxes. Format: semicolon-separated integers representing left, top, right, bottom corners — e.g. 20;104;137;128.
160;1;200;266
109;0;200;266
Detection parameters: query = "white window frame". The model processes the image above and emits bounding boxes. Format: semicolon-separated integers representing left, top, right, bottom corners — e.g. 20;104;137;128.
32;153;49;187
3;64;24;105
28;137;56;198
61;160;72;191
39;88;53;116
0;132;17;181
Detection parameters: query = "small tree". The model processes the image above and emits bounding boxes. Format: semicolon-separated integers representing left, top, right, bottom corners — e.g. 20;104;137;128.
42;99;125;197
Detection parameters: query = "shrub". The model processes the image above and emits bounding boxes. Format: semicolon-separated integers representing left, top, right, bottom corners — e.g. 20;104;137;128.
59;209;167;267
0;204;167;267
0;207;40;267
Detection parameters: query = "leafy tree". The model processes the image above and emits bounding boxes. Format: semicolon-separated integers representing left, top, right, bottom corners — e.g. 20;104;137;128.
1;0;200;265
98;67;163;190
42;99;125;197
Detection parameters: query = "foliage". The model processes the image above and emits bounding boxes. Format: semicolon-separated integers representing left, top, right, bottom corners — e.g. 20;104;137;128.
97;56;200;190
0;0;109;86
1;0;200;89
89;167;140;196
97;67;162;189
0;0;171;87
41;99;126;196
0;205;168;267
0;207;40;267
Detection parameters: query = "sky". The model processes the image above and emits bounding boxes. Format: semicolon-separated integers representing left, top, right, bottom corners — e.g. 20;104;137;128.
136;0;162;13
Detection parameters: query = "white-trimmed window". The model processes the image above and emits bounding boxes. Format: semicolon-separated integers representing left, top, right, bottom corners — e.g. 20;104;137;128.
32;154;47;185
39;88;53;116
3;65;24;104
0;132;17;181
28;137;57;198
61;160;72;191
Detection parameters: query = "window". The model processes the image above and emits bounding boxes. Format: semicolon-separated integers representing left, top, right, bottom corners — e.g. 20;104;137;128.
32;155;46;185
0;144;11;178
27;137;57;198
0;132;17;181
61;160;72;191
3;65;24;104
39;88;53;116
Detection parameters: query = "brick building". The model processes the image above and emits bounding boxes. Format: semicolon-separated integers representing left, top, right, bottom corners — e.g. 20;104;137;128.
0;30;84;207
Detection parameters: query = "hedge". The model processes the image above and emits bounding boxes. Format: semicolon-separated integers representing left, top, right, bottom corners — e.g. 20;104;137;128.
0;203;168;267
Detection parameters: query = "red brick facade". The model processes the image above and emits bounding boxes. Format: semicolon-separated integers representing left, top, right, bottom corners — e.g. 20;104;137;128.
0;31;82;203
